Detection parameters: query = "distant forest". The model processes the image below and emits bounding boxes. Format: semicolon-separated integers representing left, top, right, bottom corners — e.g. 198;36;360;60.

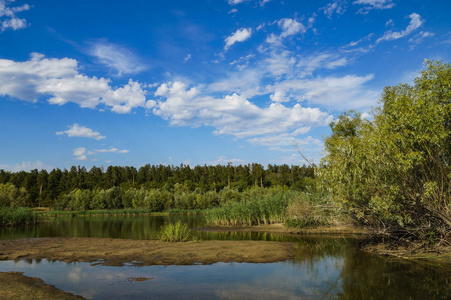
0;164;314;209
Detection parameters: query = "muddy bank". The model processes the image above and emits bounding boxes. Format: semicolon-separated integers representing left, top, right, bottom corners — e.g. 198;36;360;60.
0;237;294;266
362;242;451;263
0;271;84;300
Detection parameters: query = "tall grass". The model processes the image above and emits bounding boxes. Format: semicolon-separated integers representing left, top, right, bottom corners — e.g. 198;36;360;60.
167;208;207;215
206;191;297;226
46;208;155;217
0;207;44;226
158;221;192;242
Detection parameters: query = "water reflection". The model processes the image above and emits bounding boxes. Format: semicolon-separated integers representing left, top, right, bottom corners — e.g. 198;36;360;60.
0;215;205;240
1;238;450;299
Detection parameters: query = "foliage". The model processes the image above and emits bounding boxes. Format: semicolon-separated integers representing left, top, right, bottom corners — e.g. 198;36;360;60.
284;189;337;228
0;207;44;226
0;183;29;208
158;221;192;242
206;190;296;226
0;163;315;207
319;60;451;242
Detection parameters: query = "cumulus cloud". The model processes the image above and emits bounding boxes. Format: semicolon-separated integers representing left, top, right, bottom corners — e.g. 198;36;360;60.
353;0;394;14
0;0;30;33
322;0;346;18
376;13;423;44
73;147;89;161
87;40;147;76
56;124;106;140
152;81;333;147
266;18;306;44
0;53;148;113
225;28;252;51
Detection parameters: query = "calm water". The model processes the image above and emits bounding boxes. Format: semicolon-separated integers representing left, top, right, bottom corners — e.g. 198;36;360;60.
0;214;298;242
0;215;450;299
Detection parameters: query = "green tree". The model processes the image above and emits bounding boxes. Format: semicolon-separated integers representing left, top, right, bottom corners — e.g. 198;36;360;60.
320;60;451;241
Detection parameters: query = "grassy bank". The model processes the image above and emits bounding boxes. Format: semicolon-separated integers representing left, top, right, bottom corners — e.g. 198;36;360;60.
0;207;44;227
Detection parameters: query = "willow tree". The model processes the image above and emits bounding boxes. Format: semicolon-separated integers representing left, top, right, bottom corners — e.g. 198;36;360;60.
320;60;451;242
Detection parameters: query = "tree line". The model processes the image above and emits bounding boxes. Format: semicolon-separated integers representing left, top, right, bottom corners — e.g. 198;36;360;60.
0;163;314;209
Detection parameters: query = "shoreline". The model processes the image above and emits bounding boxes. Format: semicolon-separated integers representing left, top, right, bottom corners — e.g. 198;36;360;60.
0;237;295;266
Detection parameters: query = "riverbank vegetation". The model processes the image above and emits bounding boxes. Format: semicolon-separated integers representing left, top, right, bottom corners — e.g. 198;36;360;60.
319;60;451;247
0;207;43;227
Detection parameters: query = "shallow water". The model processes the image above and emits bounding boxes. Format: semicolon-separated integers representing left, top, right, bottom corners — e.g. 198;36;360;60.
0;215;450;299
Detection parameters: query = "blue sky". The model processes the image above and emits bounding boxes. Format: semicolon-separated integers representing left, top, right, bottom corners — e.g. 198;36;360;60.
0;0;450;171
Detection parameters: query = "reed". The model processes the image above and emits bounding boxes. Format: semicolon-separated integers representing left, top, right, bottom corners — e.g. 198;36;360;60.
167;208;207;215
206;191;296;226
158;221;192;242
46;208;155;217
0;207;44;227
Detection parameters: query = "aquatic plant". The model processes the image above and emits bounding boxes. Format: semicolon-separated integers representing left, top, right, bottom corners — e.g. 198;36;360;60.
0;207;44;227
158;221;192;242
206;191;296;226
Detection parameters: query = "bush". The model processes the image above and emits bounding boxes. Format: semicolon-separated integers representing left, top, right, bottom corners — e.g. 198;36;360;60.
319;60;451;242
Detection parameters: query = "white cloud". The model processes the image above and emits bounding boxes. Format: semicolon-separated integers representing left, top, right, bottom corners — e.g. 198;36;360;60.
0;53;148;113
72;147;129;160
345;33;374;47
87;40;147;76
409;31;434;44
376;13;423;44
202;156;247;166
0;0;30;33
227;0;248;4
0;160;53;172
268;74;378;109
266;18;307;45
56;124;106;140
353;0;394;14
73;147;88;161
95;148;129;154
259;0;272;6
225;28;252;51
152;81;333;148
183;54;191;63
279;18;305;38
208;50;377;111
322;1;346;18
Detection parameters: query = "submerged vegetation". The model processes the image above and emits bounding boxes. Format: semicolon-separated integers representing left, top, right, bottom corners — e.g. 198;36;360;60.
0;207;44;227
